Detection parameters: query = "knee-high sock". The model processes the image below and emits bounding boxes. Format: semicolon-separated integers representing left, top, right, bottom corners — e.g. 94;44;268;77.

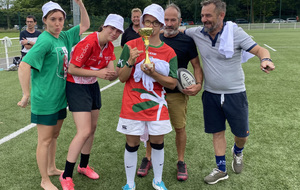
124;148;137;188
151;147;164;183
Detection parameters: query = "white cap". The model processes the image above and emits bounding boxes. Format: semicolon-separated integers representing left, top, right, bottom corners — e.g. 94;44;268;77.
103;14;124;33
42;1;66;20
140;3;164;28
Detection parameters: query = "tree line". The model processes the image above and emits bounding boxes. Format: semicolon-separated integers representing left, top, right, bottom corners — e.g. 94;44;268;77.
0;0;299;29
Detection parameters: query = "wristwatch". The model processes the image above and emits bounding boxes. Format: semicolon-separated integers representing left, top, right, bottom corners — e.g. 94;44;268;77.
125;61;133;68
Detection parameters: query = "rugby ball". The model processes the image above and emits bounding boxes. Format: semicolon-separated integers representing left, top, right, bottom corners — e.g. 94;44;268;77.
177;68;196;92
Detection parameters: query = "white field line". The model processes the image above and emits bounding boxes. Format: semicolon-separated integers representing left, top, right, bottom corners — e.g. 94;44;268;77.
264;44;277;51
0;80;120;145
0;123;36;145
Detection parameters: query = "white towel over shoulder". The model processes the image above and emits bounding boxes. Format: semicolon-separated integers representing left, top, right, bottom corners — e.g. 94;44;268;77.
219;21;254;63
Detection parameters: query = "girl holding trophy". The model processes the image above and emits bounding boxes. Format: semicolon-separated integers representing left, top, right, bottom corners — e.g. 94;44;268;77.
116;4;178;190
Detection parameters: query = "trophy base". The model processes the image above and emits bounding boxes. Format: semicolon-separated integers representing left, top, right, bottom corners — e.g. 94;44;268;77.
143;63;153;69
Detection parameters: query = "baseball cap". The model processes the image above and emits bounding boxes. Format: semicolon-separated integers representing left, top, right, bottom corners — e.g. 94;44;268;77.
103;14;124;33
42;1;66;19
140;3;165;28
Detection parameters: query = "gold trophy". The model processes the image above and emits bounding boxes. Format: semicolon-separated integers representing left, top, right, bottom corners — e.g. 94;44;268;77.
139;28;154;68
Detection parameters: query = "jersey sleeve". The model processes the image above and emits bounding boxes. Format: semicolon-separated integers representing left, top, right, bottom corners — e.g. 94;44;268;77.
168;56;178;79
22;35;51;71
235;27;257;51
117;44;130;68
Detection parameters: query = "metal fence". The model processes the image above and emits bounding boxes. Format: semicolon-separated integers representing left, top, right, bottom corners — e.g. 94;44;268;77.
1;22;299;70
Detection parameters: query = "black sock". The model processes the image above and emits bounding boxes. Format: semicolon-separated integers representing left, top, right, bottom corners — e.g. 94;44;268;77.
79;153;90;168
63;160;76;179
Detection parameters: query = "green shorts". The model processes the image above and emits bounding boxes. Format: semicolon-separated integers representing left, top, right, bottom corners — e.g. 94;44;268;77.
31;108;67;126
166;93;189;129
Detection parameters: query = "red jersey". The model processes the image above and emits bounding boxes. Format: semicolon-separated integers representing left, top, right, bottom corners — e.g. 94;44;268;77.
117;37;178;121
67;32;116;84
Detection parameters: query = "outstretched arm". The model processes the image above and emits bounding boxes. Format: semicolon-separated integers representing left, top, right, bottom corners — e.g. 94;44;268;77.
75;0;90;35
249;45;275;73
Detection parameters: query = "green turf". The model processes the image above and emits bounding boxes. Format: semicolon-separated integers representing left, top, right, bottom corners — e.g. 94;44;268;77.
0;28;300;189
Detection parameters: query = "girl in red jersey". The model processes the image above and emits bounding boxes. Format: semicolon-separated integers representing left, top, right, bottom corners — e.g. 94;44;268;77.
59;14;124;190
116;4;178;190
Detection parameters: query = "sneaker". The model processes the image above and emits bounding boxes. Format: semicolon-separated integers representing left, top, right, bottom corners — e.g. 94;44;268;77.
122;183;136;190
204;168;229;185
137;157;152;177
59;173;75;190
8;65;18;71
177;161;188;181
232;147;244;174
152;179;167;190
77;165;99;179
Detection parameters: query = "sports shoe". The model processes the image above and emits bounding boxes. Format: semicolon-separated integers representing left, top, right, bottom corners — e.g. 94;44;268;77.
77;165;99;179
59;173;75;190
232;147;244;174
152;179;167;190
204;168;229;185
122;183;136;190
177;161;188;181
8;64;18;71
137;157;152;177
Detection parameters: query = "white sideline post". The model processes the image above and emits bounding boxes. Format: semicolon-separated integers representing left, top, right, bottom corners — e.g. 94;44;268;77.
73;0;80;26
4;39;9;69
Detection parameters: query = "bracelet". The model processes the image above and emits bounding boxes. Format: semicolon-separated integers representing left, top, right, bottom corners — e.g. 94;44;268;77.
125;61;133;68
261;58;272;63
196;82;201;84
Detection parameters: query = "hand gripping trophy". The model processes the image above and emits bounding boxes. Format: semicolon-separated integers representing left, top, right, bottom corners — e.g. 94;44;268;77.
138;27;153;68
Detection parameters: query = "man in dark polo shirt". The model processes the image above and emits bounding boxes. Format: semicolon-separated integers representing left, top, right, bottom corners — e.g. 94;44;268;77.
121;8;142;48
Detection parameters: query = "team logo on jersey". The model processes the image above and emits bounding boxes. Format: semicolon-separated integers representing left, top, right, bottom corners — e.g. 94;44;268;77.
56;46;68;79
149;52;157;56
118;59;124;67
89;56;97;61
105;56;112;61
76;43;90;62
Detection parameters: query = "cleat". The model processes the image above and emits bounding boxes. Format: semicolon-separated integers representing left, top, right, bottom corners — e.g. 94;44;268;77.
137;157;152;177
77;165;99;179
177;161;188;181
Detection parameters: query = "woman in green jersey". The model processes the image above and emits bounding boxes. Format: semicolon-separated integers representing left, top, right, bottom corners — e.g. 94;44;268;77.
17;1;90;190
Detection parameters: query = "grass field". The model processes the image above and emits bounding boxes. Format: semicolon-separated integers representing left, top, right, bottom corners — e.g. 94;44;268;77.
0;28;300;190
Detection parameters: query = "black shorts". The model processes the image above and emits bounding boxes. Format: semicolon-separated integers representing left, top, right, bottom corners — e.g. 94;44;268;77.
66;81;101;112
202;90;249;137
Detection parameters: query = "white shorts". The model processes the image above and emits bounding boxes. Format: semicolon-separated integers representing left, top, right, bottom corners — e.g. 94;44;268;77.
117;117;172;136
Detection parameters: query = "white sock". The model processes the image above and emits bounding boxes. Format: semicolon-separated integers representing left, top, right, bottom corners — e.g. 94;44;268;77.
124;149;137;188
151;148;164;183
